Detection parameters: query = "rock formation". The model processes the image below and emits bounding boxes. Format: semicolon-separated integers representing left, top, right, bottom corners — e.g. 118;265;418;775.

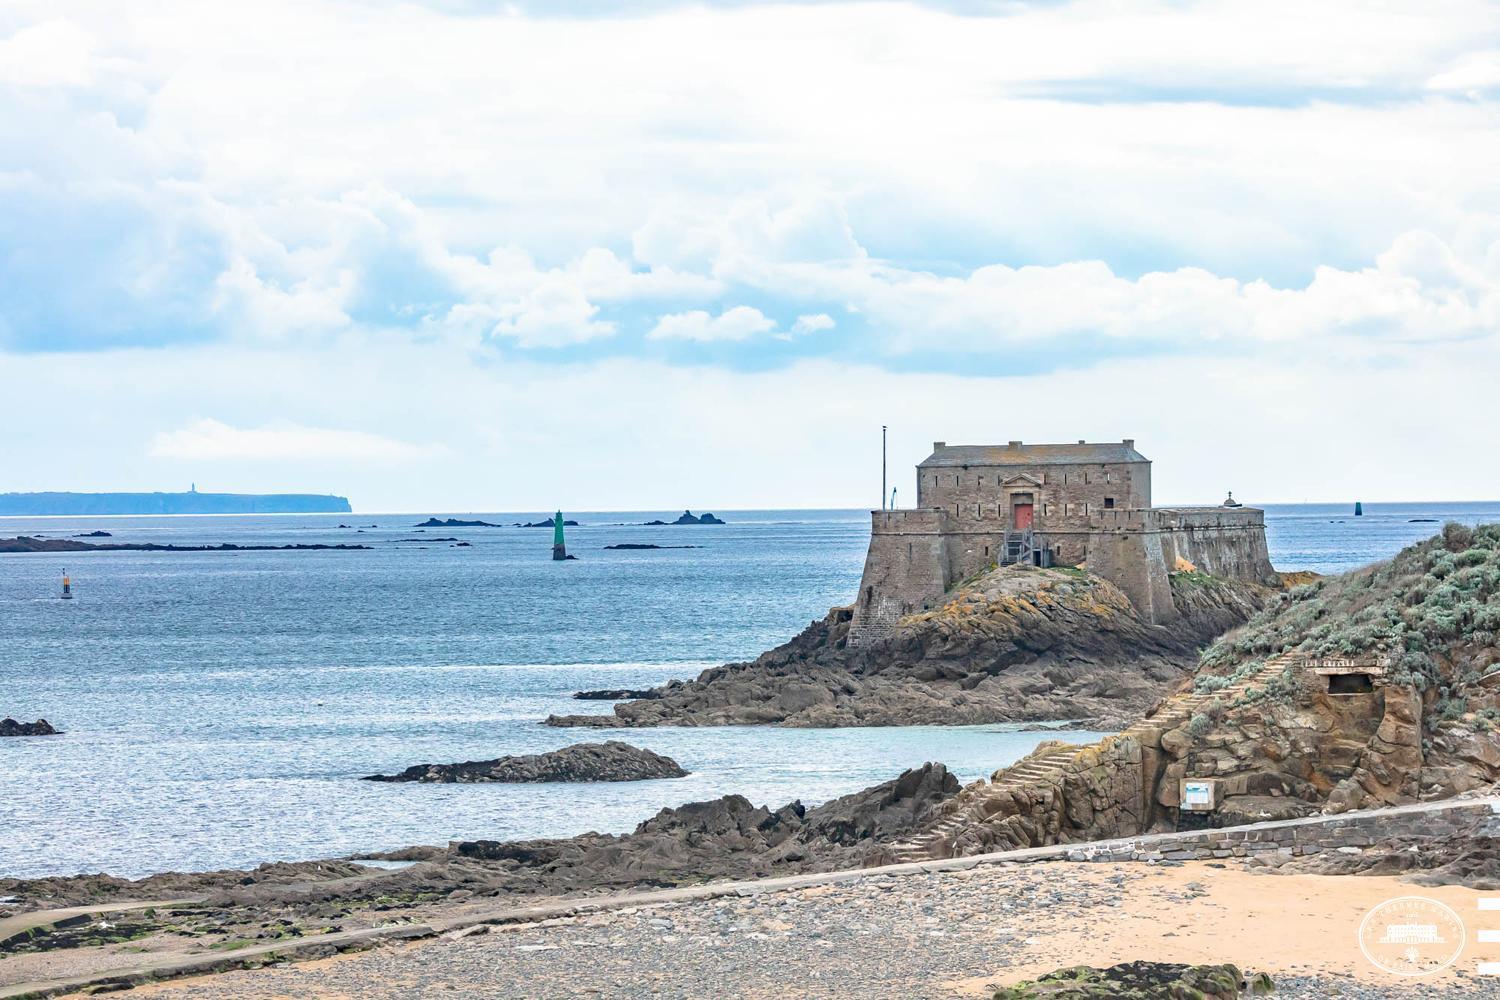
993;962;1273;999
362;741;688;783
0;718;58;737
641;511;726;525
572;688;660;701
0;537;369;553
548;565;1268;729
879;522;1500;863
1;764;961;914
448;762;960;894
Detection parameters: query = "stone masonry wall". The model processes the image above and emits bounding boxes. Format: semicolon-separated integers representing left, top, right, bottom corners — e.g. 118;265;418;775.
1153;508;1278;584
1064;800;1498;866
846;509;953;646
917;460;1151;540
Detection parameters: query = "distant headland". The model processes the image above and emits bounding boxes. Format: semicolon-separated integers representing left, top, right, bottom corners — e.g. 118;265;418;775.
0;490;353;516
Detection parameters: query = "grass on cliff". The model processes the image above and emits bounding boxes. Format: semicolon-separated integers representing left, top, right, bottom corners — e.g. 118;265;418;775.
1199;522;1500;697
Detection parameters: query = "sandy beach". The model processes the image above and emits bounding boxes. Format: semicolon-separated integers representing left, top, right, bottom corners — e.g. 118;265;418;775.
115;860;1500;1000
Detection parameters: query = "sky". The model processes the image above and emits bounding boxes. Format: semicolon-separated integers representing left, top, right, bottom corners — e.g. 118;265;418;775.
2;0;1499;511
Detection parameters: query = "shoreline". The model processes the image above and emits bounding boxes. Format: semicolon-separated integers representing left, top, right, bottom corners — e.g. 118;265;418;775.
6;799;1498;998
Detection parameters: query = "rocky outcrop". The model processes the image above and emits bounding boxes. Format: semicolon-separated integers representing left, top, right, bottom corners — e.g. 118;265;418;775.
363;741;688;783
448;762;959;894
604;543;699;550
548;566;1268;729
885;523;1500;864
415;517;505;528
0;718;58;737
993;962;1272;999
573;688;660;701
641;511;726;525
0;537;369;553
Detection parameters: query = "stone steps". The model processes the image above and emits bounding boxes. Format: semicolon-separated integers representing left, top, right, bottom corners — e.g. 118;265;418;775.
888;652;1301;862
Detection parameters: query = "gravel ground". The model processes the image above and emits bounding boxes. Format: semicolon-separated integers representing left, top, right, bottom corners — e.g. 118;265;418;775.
128;862;1500;999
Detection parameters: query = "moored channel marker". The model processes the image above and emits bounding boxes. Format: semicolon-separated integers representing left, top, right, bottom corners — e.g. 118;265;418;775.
60;571;73;600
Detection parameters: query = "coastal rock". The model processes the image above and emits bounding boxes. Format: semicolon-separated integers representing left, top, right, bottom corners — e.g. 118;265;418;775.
547;566;1267;730
0;536;370;553
72;530;111;537
572;688;661;701
0;718;59;737
448;762;959;893
993;962;1271;999
414;517;505;528
521;518;579;528
603;543;699;550
641;511;726;525
362;741;688;783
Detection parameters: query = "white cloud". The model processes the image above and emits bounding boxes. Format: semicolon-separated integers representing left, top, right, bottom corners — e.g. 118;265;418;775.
792;313;835;334
647;305;776;341
5;0;1500;505
7;337;1500;508
0;21;99;88
149;419;430;462
1426;51;1500;97
487;276;616;347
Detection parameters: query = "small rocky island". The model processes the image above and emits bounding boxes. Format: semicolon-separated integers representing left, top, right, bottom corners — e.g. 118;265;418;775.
603;543;699;550
0;537;370;553
1;718;59;737
362;741;688;783
641;510;725;525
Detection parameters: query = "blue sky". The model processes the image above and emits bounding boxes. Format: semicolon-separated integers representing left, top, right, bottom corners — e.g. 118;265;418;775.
3;1;1500;509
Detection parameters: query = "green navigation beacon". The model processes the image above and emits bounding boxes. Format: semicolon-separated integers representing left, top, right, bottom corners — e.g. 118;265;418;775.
552;510;567;561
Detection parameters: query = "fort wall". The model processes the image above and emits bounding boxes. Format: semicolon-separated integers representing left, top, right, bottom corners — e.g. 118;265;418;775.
846;510;953;646
847;505;1276;644
918;460;1151;537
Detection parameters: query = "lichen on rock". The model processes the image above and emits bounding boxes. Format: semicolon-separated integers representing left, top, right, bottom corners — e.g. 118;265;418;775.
992;961;1273;999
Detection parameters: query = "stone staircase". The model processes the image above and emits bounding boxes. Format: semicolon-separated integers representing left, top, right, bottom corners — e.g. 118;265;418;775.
1119;652;1297;742
885;653;1299;863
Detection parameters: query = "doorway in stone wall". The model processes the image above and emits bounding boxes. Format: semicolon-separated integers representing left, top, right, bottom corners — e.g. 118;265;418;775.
1012;495;1034;530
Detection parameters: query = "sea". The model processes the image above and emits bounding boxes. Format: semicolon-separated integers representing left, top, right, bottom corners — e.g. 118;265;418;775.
3;502;1498;880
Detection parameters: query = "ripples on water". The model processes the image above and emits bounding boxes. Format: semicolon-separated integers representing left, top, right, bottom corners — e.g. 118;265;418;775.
3;503;1498;878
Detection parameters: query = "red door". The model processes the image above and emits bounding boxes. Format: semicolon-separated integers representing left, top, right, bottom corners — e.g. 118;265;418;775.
1013;503;1034;531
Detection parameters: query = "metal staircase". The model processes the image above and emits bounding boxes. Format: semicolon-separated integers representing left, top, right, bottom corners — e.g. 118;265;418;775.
1002;529;1035;566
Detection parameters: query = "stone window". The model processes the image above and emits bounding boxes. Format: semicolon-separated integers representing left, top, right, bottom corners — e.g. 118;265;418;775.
1104;497;1116;509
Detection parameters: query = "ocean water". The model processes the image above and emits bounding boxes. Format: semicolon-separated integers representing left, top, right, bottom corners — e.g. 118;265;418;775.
3;502;1498;880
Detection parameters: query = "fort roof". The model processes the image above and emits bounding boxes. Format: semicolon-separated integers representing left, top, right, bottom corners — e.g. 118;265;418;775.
918;440;1150;468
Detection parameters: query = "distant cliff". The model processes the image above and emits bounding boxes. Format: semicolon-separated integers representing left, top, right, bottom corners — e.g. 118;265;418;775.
0;492;352;515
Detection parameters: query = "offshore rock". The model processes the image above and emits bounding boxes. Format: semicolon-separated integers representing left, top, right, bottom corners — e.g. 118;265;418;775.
0;718;58;737
547;566;1267;729
993;962;1272;999
0;536;370;553
572;688;661;701
362;741;688;783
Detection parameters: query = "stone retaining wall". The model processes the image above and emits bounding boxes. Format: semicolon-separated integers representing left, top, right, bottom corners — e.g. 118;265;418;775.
1062;800;1499;865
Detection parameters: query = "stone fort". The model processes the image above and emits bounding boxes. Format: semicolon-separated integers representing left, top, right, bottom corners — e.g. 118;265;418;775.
847;439;1276;645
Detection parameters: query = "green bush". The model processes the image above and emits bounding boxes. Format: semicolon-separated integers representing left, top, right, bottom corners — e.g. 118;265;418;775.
1199;523;1500;688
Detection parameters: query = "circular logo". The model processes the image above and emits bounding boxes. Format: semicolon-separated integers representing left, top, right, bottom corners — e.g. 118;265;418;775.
1358;896;1466;977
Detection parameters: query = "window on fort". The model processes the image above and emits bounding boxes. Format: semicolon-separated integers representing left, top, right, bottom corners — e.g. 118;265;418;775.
1104;497;1115;509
